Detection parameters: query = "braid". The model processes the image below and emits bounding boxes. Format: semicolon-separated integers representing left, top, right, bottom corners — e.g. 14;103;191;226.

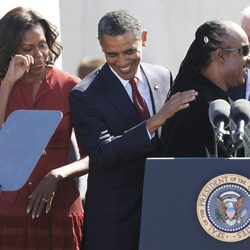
168;21;227;98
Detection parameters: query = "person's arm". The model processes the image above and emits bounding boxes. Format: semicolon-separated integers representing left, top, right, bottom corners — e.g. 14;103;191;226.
0;54;34;128
70;88;154;170
0;79;14;128
146;90;198;134
26;156;89;219
69;89;198;170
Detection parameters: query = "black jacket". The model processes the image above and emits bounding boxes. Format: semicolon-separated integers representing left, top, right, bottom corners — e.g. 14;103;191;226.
161;74;246;157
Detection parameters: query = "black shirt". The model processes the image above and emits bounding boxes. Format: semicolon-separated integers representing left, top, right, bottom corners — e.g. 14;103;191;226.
161;74;244;157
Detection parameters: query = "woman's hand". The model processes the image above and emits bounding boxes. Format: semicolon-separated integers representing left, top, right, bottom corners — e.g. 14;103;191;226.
26;170;62;219
4;54;34;85
26;157;89;219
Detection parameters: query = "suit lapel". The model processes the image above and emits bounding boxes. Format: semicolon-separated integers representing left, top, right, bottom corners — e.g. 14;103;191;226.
99;64;141;125
140;63;171;137
140;64;164;114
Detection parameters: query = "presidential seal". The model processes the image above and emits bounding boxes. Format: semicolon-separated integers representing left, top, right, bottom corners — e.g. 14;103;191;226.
196;174;250;242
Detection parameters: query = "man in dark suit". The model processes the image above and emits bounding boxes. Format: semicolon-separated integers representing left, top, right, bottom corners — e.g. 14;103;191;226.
69;10;197;250
228;6;250;101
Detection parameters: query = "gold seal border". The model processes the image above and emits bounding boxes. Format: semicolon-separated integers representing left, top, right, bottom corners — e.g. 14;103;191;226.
196;173;250;242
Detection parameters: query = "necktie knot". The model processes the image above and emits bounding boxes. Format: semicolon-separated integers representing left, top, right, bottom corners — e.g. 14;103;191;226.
129;77;138;88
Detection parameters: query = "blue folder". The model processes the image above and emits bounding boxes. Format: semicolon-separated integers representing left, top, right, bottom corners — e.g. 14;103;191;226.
0;110;62;191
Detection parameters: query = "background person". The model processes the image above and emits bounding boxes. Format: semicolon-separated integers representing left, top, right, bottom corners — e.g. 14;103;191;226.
228;6;250;101
161;20;250;157
0;7;88;249
70;9;197;250
77;57;104;79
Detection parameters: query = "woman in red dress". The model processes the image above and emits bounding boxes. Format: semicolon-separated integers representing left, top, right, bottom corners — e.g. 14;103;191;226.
0;7;88;249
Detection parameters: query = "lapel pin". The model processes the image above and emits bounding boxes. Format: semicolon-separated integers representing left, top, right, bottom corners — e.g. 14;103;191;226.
154;84;159;90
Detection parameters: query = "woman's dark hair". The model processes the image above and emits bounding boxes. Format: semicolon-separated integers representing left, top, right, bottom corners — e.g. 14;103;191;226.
0;7;62;77
168;20;229;98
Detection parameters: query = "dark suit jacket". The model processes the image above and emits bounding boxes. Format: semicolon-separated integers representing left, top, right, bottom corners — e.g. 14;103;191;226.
70;63;172;250
227;83;246;101
227;74;250;157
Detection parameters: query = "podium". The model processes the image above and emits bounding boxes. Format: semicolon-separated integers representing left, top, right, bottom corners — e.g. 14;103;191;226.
139;158;250;250
0;110;62;191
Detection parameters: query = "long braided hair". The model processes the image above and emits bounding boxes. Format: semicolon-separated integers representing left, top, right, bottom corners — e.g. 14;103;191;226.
168;21;229;98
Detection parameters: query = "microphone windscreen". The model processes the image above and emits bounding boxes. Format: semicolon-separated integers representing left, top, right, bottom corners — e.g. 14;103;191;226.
231;99;250;125
209;99;230;127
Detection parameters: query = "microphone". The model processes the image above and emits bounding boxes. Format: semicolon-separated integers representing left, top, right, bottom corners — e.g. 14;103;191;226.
231;99;250;143
209;99;230;143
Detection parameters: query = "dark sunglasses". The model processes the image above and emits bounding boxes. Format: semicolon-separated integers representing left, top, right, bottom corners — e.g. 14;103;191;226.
222;44;249;56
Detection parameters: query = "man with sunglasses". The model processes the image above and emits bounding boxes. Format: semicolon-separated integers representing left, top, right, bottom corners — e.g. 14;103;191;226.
228;6;250;101
161;20;250;158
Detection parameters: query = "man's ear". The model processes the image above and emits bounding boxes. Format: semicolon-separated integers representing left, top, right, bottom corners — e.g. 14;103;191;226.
214;48;225;62
142;31;148;47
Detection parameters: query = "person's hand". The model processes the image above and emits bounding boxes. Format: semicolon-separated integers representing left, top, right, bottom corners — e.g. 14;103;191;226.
3;54;34;86
26;170;62;219
146;90;198;134
160;90;198;121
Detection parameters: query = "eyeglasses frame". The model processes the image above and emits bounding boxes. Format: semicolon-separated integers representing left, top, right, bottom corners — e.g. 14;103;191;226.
221;44;249;56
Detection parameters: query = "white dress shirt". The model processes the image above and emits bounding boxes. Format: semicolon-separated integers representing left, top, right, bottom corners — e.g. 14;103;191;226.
109;66;153;116
109;65;154;138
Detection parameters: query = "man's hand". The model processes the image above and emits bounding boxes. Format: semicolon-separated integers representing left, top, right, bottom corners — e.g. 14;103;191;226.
146;90;198;134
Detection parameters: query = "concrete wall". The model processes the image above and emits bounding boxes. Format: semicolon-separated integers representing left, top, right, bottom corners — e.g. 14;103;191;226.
2;1;250;78
60;0;250;77
0;1;60;25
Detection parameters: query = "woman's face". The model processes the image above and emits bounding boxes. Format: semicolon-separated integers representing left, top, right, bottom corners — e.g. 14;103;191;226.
17;25;50;77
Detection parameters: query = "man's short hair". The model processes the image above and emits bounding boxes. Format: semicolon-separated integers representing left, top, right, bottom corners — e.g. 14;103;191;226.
98;10;142;41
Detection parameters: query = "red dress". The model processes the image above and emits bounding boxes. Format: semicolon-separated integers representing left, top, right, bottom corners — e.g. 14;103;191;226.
0;66;84;249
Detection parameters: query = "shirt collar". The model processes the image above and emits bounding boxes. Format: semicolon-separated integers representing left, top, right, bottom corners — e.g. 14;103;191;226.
109;65;143;87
